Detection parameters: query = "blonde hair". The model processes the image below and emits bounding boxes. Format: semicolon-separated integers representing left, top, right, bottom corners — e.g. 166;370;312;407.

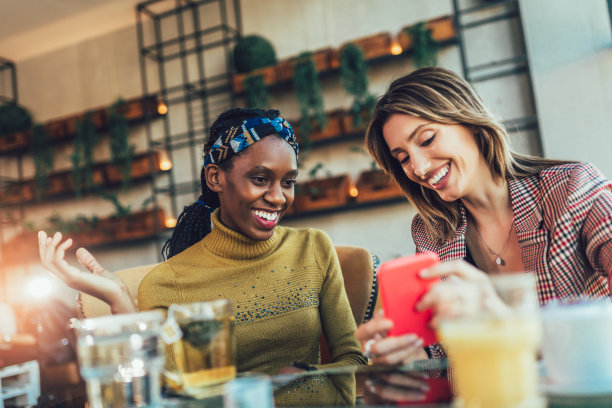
365;67;568;242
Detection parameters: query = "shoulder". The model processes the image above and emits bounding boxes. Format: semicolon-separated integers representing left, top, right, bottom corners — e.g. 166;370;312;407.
411;214;439;252
539;162;610;203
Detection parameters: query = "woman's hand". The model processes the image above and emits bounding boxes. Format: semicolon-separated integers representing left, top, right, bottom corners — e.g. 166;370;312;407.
355;310;428;366
363;372;430;405
38;231;137;314
416;260;508;327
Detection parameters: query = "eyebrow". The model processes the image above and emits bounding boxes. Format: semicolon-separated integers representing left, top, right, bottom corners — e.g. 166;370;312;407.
251;166;298;176
389;123;430;156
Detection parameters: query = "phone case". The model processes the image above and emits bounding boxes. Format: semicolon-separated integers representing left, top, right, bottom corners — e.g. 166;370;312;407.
378;252;440;345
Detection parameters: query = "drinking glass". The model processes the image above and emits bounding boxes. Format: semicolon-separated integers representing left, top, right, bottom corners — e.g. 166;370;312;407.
163;299;236;398
72;311;165;408
437;273;544;408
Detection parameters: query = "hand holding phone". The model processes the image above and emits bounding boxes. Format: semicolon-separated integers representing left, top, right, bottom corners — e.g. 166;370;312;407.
378;252;440;345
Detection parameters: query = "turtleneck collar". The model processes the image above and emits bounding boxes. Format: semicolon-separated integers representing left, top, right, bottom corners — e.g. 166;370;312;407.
202;209;282;260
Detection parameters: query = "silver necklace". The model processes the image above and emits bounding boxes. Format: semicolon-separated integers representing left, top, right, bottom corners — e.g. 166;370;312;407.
472;217;514;266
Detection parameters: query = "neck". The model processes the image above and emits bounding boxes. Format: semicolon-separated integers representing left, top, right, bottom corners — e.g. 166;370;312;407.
460;173;512;226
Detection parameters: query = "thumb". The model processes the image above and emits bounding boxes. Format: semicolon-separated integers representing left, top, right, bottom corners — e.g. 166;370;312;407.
76;247;107;275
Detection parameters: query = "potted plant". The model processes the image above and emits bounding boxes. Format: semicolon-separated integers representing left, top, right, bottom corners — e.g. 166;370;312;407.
355;168;403;203
0;102;33;152
30;124;54;200
292;164;353;213
107;99;135;189
398;21;441;68
339;43;377;130
232;35;278;94
293;51;327;151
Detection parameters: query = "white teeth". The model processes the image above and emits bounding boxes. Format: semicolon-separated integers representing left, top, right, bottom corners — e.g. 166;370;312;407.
253;210;279;221
428;165;449;185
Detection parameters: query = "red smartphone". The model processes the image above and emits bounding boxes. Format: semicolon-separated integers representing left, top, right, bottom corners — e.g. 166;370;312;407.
378;252;440;345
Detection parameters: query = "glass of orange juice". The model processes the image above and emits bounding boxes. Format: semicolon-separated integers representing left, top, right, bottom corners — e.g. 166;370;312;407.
437;273;545;408
162;299;236;398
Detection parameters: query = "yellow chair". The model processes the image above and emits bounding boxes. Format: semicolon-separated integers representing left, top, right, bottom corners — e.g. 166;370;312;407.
78;246;379;325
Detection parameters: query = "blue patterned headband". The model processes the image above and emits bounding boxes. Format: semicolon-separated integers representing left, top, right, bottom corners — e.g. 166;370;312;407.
204;116;298;167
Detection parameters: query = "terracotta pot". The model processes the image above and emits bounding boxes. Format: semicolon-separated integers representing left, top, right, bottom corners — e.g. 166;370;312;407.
355;169;403;203
293;174;353;213
397;15;456;52
113;208;166;241
232;65;277;93
0;131;29;153
331;32;393;69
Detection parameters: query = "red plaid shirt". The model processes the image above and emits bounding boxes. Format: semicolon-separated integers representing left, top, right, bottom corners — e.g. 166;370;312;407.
412;163;612;305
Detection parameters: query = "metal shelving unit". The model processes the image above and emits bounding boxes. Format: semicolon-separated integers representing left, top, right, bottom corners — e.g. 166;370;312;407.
136;0;241;259
452;0;543;154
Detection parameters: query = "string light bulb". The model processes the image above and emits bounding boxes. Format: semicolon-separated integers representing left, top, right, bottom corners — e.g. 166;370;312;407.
390;42;403;56
158;149;172;171
165;217;177;228
157;97;168;115
349;186;359;198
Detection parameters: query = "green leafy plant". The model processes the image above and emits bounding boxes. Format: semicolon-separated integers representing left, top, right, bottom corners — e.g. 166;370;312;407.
233;35;277;73
100;192;132;218
406;22;439;68
108;99;135;189
293;52;327;150
30;124;54;200
243;74;269;109
71;112;97;196
0;103;32;136
339;43;377;127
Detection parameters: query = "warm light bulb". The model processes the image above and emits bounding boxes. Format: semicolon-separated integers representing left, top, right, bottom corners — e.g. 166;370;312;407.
165;217;177;228
349;186;359;198
160;159;172;171
157;100;168;115
390;43;403;56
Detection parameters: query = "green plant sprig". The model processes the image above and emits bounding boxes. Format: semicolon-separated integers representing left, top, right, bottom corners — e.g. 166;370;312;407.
407;22;439;68
293;52;327;150
339;43;377;127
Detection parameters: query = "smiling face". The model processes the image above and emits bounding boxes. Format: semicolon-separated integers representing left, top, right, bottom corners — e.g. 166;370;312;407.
208;135;298;241
382;114;489;203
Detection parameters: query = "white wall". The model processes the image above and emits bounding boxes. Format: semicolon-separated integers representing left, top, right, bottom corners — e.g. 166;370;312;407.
520;0;612;177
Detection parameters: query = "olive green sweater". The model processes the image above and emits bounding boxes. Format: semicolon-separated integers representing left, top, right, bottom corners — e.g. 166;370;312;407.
138;211;366;405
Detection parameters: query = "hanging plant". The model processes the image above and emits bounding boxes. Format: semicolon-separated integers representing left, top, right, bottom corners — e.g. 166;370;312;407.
406;22;439;68
0;103;32;136
30;124;54;200
233;35;277;73
71;112;97;196
339;43;377;127
108;99;134;189
293;51;327;150
243;74;269;109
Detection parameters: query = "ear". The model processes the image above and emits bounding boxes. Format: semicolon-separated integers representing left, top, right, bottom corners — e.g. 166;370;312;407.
205;165;224;193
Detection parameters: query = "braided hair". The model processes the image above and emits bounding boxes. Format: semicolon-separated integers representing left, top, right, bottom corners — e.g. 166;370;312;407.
162;108;284;260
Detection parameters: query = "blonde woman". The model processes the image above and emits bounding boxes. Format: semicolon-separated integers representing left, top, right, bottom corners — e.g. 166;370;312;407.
357;67;612;365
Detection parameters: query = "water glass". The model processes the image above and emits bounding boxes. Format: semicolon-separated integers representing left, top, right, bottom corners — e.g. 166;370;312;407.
72;311;165;408
224;376;274;408
437;273;544;408
162;299;236;398
541;299;612;387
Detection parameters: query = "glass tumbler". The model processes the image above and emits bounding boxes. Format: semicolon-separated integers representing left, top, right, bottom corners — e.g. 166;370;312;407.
72;311;165;408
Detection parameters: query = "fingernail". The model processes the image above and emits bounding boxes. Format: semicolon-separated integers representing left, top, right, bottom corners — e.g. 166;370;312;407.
419;268;430;277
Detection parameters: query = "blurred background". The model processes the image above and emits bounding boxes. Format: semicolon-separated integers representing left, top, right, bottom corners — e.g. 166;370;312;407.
0;0;610;405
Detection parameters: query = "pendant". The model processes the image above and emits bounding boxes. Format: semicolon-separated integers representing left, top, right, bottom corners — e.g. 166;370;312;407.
495;256;505;266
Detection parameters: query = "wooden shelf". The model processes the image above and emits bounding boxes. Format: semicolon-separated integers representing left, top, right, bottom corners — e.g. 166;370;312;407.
0;151;168;207
0;94;164;156
1;208;168;266
232;15;456;94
